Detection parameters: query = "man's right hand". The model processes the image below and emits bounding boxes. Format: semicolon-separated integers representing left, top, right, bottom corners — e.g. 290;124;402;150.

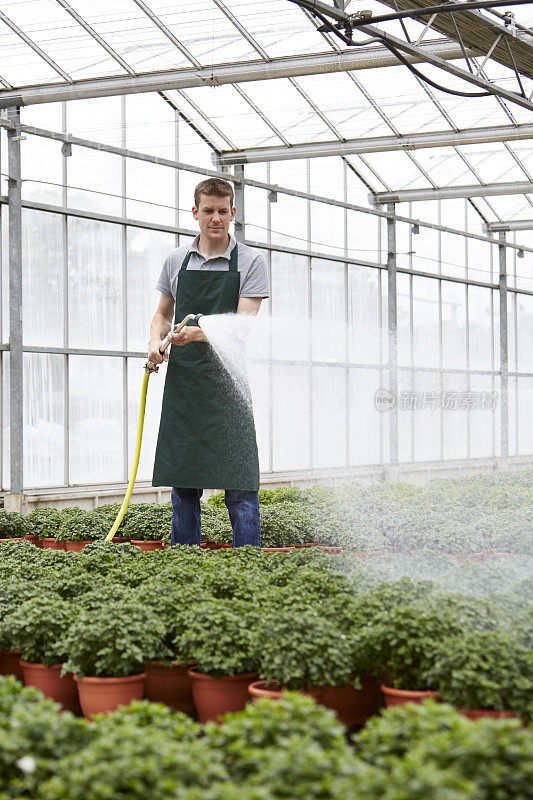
148;338;168;365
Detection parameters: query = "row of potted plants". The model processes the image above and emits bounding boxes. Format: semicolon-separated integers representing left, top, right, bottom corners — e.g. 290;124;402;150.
0;541;530;724
2;468;530;552
2;675;532;800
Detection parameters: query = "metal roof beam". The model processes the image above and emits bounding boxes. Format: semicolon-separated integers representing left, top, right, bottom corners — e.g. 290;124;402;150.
372;181;533;204
0;40;466;107
216;123;533;164
484;219;533;232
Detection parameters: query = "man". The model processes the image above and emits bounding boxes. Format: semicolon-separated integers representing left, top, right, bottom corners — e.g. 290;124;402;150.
148;177;269;548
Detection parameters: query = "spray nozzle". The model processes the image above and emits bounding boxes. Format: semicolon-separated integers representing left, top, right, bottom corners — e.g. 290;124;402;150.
192;314;204;327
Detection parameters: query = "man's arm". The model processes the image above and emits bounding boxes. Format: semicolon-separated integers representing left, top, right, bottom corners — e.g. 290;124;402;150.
148;293;175;364
237;297;262;316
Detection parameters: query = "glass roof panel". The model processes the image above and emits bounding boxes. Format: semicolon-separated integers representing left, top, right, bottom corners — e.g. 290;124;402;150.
142;0;260;65
0;0;130;82
0;12;64;86
225;0;334;58
294;72;397;139
412;147;483;187
362;150;434;190
180;84;282;148
456;143;531;184
163;88;240;152
233;78;339;145
63;0;193;73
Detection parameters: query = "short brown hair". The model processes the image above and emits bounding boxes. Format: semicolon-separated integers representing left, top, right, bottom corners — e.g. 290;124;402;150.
194;178;234;208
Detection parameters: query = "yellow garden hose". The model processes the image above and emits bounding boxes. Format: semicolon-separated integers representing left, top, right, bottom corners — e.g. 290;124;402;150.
105;313;199;541
105;370;151;541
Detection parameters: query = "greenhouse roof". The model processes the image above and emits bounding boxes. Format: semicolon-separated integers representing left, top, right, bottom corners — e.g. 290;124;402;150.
0;0;532;222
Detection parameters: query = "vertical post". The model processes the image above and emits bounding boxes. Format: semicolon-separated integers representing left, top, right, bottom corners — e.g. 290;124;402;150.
498;231;509;461
121;95;128;484
62;101;69;487
387;202;399;469
233;164;245;243
7;107;23;502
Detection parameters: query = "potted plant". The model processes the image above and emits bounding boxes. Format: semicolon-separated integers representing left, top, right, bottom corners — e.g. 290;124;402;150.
3;596;80;711
372;598;462;706
0;675;93;796
92;501;131;542
250;609;353;704
425;630;532;721
174;599;259;723
259;503;314;548
27;507;63;548
0;511;32;543
61;600;170;718
122;503;172;551
55;508;104;552
200;504;232;548
141;580;198;714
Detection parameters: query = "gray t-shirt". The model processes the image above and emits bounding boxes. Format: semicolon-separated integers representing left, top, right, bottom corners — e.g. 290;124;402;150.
156;234;269;300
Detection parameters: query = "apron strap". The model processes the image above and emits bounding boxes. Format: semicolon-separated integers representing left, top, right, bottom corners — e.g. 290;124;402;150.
228;244;238;272
179;251;193;272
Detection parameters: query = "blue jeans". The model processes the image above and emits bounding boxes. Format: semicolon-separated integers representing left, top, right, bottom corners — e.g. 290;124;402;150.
170;488;261;548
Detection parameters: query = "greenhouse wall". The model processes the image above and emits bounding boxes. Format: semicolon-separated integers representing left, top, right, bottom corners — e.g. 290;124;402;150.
1;93;532;496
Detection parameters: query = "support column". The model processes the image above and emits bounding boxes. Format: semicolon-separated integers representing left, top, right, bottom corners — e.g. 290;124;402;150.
387;203;399;471
7;106;24;504
498;231;509;462
233;164;245;243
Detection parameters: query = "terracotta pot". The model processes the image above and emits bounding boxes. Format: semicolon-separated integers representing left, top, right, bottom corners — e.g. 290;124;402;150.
206;542;231;550
317;546;344;554
75;673;146;719
248;680;324;703
381;684;439;707
42;538;66;550
0;538;25;544
144;661;195;714
188;669;256;723
322;675;382;726
66;540;92;552
21;661;79;712
294;543;318;548
130;540;164;552
261;547;295;553
24;534;41;547
458;707;516;721
0;649;24;681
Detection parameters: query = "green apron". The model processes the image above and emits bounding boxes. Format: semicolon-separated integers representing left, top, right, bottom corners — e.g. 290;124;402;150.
152;245;260;491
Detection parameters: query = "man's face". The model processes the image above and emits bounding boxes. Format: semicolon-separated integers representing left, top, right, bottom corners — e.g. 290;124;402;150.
192;194;236;243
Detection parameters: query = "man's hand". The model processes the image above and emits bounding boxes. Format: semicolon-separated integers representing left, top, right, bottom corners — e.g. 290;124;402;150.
148;338;167;365
166;325;207;347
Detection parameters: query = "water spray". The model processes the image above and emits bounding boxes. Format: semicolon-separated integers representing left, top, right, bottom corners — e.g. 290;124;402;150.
105;313;203;541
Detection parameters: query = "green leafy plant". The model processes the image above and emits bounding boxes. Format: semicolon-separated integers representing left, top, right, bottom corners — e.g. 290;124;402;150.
26;507;63;541
0;511;31;539
94;699;200;740
0;675;93;797
370;598;463;689
355;700;533;800
201;504;233;544
41;725;228;800
122;502;172;541
254;610;353;691
3;596;77;667
61;600;170;678
426;630;533;719
55;508;106;543
174;599;259;677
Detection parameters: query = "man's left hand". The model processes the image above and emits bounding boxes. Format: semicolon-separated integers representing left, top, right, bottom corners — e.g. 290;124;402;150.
167;325;207;347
